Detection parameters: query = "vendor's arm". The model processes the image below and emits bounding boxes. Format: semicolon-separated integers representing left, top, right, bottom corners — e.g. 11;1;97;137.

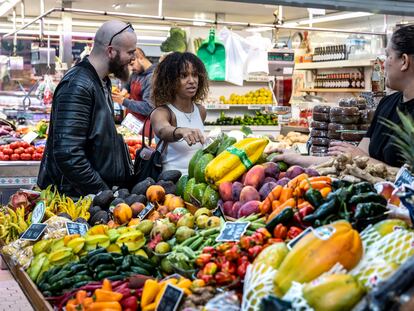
267;148;331;168
151;107;205;145
122;78;154;117
52;83;109;195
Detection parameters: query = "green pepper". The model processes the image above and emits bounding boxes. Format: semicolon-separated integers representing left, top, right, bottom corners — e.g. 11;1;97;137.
303;197;339;223
354;203;388;219
349;192;387;206
331;179;352;190
304;189;324;208
353;182;375;195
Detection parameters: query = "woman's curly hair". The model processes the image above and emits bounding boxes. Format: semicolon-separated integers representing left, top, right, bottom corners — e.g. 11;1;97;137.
151;52;209;107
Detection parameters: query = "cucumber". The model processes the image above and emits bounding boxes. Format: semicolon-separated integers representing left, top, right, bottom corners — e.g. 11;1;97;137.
96;270;118;280
88;253;114;269
86;247;107;259
94;263;116;273
106;275;125;281
130;266;150;275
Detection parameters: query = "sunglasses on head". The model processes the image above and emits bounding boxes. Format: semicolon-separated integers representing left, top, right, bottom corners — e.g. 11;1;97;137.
108;22;134;46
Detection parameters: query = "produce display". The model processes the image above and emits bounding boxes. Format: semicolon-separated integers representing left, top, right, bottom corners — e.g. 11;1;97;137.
1;134;414;311
218;88;274;105
0;141;44;161
205;111;278;126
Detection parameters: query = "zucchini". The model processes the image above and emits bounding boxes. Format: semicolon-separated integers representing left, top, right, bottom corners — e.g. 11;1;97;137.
266;207;294;232
130;266;150;275
86;247;107;259
48;270;73;284
131;256;155;272
70;263;88;274
96;270;118;280
94;263;116;273
88;253;114;269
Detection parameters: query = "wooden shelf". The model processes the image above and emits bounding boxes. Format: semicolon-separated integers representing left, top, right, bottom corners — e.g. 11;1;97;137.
299;88;367;93
295;59;374;70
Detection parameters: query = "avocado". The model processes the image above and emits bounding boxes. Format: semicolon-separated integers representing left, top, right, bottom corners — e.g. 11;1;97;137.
115;188;130;199
88;206;102;218
110;198;125;208
176;175;188;198
74;217;90;227
131;177;155;195
89;210;109;225
125;194;141;206
194;153;214;183
157;170;182;183
157;180;177;195
57;212;72;220
136;194;147;205
92;190;114;210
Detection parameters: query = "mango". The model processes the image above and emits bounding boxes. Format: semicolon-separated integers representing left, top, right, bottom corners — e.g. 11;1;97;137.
240;186;260;204
244;165;265;189
219;182;233;202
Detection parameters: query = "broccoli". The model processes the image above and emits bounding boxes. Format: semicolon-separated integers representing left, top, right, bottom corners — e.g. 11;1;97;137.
160;27;187;53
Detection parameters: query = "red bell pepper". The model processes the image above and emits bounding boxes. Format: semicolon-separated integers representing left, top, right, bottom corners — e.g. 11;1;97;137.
247;245;263;259
200;274;214;284
224;245;241;261
215;271;233;285
237;255;249;266
195;253;212;267
237;261;250;278
287;226;303;240
121;296;138;310
221;261;236;274
202;246;216;254
299;205;314;218
256;228;272;239
239;236;254;250
203;262;218;275
250;232;266;245
273;223;288;240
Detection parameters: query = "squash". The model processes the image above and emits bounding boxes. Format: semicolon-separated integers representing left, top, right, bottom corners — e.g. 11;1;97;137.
113;203;133;225
205;138;268;187
274;220;362;295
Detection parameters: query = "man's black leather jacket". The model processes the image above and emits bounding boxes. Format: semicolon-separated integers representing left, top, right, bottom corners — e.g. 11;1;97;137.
37;58;133;197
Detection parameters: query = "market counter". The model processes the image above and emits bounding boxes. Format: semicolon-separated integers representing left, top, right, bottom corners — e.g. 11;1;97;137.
0;161;39;205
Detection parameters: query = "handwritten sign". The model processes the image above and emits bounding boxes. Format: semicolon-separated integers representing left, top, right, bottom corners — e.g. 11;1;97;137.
395;166;414;188
287;227;313;250
21;223;47;241
22;131;39;144
66;221;88;236
121;113;144;135
216;222;250;242
31;201;46;224
156;284;184;311
138;203;155;220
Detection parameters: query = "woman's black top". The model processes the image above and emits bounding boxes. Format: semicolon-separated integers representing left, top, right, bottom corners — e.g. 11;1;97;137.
366;92;414;167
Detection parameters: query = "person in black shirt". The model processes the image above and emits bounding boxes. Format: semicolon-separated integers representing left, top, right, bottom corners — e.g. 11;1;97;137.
268;24;414;168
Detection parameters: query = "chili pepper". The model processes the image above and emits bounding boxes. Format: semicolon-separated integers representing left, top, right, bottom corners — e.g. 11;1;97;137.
354;202;388;219
256;228;272;239
203;262;218;275
237;261;250;278
121;296;138;310
239;236;254;250
221;261;236;274
349;192;387;206
287;226;303;240
250;232;265;245
224;245;241;261
353;182;375;195
215;271;234;285
237;255;249;266
216;243;233;254
200;274;214;284
94;289;123;302
303;197;338;223
195;253;212;267
272;223;288;240
248;245;263;258
202;246;216;254
267;238;283;244
304;188;324;208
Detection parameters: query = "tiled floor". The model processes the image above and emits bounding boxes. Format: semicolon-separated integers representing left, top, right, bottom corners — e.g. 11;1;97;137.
0;260;34;311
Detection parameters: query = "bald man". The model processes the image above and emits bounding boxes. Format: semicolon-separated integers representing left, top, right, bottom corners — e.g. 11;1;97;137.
38;21;137;197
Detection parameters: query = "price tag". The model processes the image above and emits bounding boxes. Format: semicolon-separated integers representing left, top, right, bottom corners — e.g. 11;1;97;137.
156;284;184;311
66;221;88;236
138;202;155;220
22;131;39;144
31;201;46;224
287;227;313;250
21;223;47;241
395;166;414;188
206;104;230;110
216;222;250;242
247;105;263;110
121;113;144;135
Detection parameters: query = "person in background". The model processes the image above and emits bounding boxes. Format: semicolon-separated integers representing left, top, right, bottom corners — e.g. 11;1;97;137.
268;24;414;169
38;21;136;197
150;52;208;175
112;47;156;122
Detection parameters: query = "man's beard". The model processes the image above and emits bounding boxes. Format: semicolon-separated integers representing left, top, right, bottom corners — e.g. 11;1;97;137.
109;51;130;81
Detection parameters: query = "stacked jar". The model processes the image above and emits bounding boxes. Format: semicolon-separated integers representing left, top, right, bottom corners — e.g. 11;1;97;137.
310;105;330;156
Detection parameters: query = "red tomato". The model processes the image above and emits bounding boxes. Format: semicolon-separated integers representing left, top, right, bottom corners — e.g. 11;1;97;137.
9;142;20;149
0;145;4;152
25;147;35;154
3;148;13;155
10;154;20;161
3;154;9;161
20;141;30;148
35;147;44;153
20;153;32;161
14;147;25;155
33;153;43;161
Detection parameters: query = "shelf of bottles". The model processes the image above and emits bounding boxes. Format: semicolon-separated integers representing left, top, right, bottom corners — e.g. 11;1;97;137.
299;88;366;93
313;45;348;62
313;72;365;89
295;59;374;70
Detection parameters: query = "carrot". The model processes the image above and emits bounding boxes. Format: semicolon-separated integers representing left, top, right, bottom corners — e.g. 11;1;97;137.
267;198;296;223
260;185;283;214
293;187;303;198
303;180;331;191
298;201;311;209
279;187;294;203
299;176;332;190
271;200;281;211
287;173;309;188
320;187;332;198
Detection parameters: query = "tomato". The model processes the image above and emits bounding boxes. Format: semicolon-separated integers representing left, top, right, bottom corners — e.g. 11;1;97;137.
130;153;135;160
10;154;20;161
20;153;32;161
3;154;9;161
9;142;20;149
20;141;30;148
3;148;13;155
127;140;134;146
14;147;25;155
0;145;4;152
35;147;44;153
128;146;134;153
25;147;35;154
33;153;43;161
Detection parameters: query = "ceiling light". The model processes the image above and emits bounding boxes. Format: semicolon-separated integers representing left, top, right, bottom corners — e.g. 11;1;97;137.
284;12;374;27
0;0;20;17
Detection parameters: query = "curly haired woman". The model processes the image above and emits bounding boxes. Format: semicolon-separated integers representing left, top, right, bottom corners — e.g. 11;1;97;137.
150;52;209;174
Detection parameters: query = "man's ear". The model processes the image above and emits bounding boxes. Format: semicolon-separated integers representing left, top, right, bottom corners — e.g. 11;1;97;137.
401;53;410;72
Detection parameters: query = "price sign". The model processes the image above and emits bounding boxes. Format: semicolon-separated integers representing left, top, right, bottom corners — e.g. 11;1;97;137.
21;223;47;241
216;222;250;242
395;166;414;188
138;203;155;220
156;284;184;311
121;113;144;135
206;104;230;110
247;105;263;110
22;131;39;144
66;221;88;236
31;201;46;224
287;227;313;250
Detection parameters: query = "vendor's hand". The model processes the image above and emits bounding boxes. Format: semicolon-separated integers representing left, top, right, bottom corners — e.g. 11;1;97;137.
328;141;368;157
269;148;298;165
177;127;205;146
112;92;124;105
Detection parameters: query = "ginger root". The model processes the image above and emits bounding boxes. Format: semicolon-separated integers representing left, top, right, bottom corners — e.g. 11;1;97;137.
316;167;338;176
343;164;385;184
